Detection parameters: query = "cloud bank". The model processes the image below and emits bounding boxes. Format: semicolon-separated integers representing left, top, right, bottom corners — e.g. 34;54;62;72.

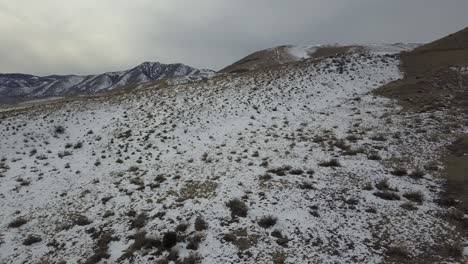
0;0;467;75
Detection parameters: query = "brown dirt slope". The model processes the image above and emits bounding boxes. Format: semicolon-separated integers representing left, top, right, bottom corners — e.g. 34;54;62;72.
219;46;296;73
445;135;468;213
376;27;468;243
375;26;468;111
219;45;357;74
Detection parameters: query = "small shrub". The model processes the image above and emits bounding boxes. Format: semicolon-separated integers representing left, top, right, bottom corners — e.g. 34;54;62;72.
29;149;37;157
130;213;147;229
345;148;365;156
73;142;83;149
373;191;400;201
186;234;203;250
300;182;315;190
8;217;28;228
391;167;407;176
375;178;390;190
128;166;139;172
54;126;65;135
58;151;72;158
400;202;418;211
386;246;409;259
74;215;92;226
334;140;350;151
424;163;439;171
363;182;373;191
162;232;178;249
194;216;208;231
346;135;359;141
443;243;463;259
409;169;425;179
267;167;290;176
259;174;272;181
226;198;248;218
155;175;166;183
289;169;304;175
23;234;42;245
258;215;278;228
403;191;424;204
36;154;48;160
176;223;189;233
370;134;387;141
177;253;202;264
368;153;382;160
84;232;113;264
318;159;341;167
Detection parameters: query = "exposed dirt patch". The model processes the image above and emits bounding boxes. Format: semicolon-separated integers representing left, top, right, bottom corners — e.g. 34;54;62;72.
443;135;468;213
375;26;468;112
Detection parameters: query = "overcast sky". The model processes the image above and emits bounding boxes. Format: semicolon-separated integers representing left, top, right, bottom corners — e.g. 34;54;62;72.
0;0;467;75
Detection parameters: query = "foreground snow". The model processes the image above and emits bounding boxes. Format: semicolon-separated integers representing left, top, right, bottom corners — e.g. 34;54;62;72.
0;51;464;263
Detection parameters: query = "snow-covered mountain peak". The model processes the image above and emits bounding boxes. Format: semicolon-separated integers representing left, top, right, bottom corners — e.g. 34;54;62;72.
0;62;216;104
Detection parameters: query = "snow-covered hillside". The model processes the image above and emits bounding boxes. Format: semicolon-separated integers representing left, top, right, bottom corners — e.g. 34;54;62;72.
0;50;466;263
220;43;420;74
0;62;214;104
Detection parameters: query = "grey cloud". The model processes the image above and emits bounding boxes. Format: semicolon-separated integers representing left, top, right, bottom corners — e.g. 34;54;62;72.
0;0;467;75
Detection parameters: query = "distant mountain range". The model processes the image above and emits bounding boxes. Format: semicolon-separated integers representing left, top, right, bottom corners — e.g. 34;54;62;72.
0;62;214;104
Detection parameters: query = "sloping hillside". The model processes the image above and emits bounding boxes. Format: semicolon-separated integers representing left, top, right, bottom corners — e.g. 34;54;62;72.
376;27;468;252
219;44;419;74
0;45;466;263
376;26;468;111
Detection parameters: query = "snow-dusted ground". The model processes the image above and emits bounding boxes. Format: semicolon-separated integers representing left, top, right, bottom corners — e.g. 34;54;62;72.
0;51;465;263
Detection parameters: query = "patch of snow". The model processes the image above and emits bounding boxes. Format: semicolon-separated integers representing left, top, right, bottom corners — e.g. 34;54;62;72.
364;43;421;55
287;45;316;60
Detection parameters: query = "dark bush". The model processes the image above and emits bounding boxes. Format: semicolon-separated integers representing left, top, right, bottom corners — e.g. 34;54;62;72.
176;223;189;233
74;215;92;226
368;153;382;160
163;232;178;249
391;167;407;176
318;159;341;167
403;191;424;204
8;217;28;228
23;234;42;245
375;178;390;190
54;126;66;135
289;169;304;175
373;191;400;201
258;215;278;228
226;198;248;218
409;169;425;179
194;216;208;231
130;213;147;229
386;246;409;259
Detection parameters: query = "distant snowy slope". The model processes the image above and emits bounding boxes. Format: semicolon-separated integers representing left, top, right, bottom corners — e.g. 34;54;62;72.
0;62;215;104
